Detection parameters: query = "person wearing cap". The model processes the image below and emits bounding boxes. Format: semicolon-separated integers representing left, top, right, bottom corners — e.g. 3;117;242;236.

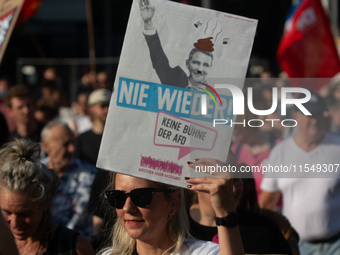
75;89;114;251
75;89;111;166
260;91;340;255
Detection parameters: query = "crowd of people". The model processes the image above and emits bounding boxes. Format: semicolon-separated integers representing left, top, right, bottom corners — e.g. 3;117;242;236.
0;65;340;255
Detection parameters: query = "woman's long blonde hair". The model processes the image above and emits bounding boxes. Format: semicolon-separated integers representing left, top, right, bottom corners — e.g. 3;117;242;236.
100;173;191;255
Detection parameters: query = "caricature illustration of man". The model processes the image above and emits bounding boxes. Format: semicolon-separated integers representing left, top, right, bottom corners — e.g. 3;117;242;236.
139;0;213;89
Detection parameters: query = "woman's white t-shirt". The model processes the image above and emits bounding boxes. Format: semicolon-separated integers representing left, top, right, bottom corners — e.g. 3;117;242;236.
101;239;220;255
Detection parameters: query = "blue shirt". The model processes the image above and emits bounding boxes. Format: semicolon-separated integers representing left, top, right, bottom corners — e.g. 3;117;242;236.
41;157;97;237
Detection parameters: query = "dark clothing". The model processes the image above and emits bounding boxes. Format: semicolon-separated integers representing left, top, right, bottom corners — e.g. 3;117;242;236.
87;169;116;252
75;130;114;225
188;208;293;255
75;130;115;251
70;81;93;103
44;225;78;255
0;111;9;146
144;32;188;88
88;169;113;220
75;130;102;165
10;122;44;143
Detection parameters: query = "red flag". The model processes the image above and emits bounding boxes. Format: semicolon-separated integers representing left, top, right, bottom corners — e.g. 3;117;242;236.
277;0;340;89
16;0;44;25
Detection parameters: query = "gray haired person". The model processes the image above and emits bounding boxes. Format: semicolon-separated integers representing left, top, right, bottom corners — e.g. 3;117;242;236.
0;139;94;255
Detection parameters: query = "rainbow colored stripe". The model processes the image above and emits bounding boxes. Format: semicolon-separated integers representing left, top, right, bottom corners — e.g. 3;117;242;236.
198;82;223;106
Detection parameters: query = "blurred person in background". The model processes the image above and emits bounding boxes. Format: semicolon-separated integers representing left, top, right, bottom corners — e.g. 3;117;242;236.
0;139;94;255
5;85;44;142
71;68;96;103
40;80;76;129
326;74;340;102
42;67;64;88
260;91;340;255
75;89;113;251
96;71;112;91
327;99;340;134
34;98;59;125
232;89;280;202
0;76;9;100
41;121;97;237
71;92;93;136
259;69;273;86
75;89;111;165
237;165;300;255
259;84;285;138
40;80;58;101
0;76;16;132
72;92;89;117
43;67;57;81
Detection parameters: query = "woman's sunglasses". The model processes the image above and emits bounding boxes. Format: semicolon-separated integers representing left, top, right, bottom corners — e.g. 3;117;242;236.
105;188;175;209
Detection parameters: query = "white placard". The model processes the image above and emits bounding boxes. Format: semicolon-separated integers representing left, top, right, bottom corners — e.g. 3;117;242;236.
97;0;257;188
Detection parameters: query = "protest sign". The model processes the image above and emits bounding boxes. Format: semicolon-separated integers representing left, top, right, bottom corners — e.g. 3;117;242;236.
97;0;257;187
0;0;24;63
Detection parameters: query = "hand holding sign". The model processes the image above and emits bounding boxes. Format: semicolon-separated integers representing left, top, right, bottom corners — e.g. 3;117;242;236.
185;158;235;213
97;0;257;188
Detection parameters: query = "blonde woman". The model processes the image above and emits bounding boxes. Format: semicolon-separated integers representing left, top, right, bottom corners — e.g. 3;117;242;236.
101;158;244;255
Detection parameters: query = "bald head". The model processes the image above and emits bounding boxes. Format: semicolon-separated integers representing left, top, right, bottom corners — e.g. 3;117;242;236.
41;121;73;142
41;121;75;173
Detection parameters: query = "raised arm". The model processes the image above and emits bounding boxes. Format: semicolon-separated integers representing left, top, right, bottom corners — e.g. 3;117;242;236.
185;158;244;255
139;0;155;30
